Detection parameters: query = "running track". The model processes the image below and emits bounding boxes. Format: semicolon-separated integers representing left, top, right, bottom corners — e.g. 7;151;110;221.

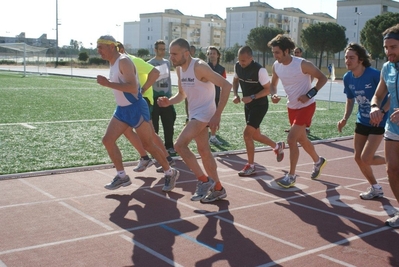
0;138;398;266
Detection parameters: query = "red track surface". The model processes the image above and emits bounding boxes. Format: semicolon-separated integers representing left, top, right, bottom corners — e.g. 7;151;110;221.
1;138;398;267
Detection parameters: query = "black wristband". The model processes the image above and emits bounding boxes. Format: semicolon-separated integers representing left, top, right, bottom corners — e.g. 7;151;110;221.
380;109;386;114
306;87;318;99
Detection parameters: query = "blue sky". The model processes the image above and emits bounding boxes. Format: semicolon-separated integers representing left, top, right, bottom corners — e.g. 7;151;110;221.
2;0;337;47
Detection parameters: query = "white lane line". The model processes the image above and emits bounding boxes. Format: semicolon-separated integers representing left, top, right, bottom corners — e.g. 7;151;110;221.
257;226;391;267
120;234;184;267
318;254;357;267
58;201;113;231
289;201;378;227
215;216;304;250
0;259;7;267
19;179;56;199
20;123;36;129
0;231;120;255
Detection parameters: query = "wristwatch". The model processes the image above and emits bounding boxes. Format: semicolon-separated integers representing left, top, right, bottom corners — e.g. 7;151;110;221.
371;104;378;108
250;94;256;100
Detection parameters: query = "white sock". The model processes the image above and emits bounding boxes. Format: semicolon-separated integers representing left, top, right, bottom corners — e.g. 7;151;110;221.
164;168;173;176
117;170;126;178
315;157;322;164
274;144;279;150
372;184;382;189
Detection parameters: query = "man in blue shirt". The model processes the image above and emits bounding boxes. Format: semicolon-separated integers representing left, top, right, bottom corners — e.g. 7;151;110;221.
337;43;388;200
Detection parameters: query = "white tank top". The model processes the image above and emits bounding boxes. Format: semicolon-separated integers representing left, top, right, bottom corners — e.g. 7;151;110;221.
179;59;216;122
109;54;140;107
273;56;314;109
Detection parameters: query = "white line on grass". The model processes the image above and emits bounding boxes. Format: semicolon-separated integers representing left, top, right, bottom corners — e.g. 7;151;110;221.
20;123;36;129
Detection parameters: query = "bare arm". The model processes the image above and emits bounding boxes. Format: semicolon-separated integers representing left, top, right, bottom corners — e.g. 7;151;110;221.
301;60;328;91
141;68;160;92
96;57;139;94
270;65;281;103
337;98;354;132
157;67;186;107
195;61;232;117
370;75;389;126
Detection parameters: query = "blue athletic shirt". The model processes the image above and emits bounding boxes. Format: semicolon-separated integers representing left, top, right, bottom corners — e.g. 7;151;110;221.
382;62;399;137
343;67;388;127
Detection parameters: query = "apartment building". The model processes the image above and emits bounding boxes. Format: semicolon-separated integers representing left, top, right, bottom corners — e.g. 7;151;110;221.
337;0;399;44
226;2;335;48
132;9;225;54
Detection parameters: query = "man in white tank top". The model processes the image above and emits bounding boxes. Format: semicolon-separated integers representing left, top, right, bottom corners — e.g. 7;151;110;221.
158;38;232;202
96;35;179;192
268;34;328;189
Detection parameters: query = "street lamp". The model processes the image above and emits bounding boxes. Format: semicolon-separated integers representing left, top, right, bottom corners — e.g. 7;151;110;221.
55;0;61;67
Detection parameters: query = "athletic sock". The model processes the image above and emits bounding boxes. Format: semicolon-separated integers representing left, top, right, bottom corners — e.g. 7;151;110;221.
164;168;173;176
274;143;279;150
142;155;150;160
372;184;382;190
166;155;173;162
117;170;126;178
198;175;208;182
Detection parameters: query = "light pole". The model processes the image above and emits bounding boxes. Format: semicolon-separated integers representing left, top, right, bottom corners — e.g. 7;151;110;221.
55;0;59;67
356;11;362;43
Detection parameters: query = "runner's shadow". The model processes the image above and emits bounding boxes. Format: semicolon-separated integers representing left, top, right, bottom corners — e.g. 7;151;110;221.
274;183;399;265
194;200;281;267
106;177;198;267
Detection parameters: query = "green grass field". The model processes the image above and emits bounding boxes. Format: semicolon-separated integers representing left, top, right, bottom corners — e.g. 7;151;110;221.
0;71;356;175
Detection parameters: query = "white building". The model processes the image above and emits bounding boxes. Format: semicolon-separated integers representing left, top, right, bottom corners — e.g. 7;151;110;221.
226;2;335;48
122;2;334;53
133;9;225;54
123;21;140;53
337;0;399;44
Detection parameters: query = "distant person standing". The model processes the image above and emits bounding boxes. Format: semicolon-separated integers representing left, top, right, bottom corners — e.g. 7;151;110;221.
207;46;226;145
338;43;388;200
369;23;399;228
148;40;177;159
293;47;303;57
268;34;328;188
96;35;179;192
232;45;285;177
190;45;196;57
158;38;232;202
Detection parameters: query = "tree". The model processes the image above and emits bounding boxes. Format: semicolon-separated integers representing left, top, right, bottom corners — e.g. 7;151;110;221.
301;22;347;69
361;12;399;59
246;26;284;66
198;51;206;61
78;51;89;62
224;50;235;63
137;48;150;58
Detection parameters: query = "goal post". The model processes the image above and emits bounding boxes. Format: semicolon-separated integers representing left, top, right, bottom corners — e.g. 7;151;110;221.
0;43;49;76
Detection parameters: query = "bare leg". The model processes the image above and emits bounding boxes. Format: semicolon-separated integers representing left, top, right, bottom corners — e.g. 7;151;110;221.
354;133;385;185
174;120;208;178
135;121;170;170
102;117;129;171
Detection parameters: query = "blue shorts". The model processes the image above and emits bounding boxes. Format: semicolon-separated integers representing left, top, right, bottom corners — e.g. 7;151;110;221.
113;98;150;128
